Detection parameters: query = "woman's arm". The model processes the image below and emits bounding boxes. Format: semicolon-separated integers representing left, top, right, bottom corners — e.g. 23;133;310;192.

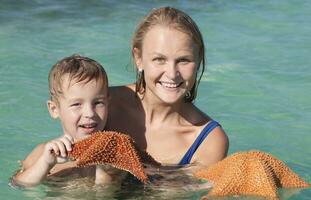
193;126;229;167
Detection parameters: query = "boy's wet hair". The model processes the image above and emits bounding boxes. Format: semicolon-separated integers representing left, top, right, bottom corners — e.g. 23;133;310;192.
48;54;108;103
132;6;205;102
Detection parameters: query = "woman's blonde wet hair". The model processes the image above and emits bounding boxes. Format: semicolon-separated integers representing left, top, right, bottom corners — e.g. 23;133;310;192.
48;54;108;104
132;6;205;102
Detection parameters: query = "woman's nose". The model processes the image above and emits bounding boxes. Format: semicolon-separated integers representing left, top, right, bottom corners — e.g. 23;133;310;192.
165;62;179;79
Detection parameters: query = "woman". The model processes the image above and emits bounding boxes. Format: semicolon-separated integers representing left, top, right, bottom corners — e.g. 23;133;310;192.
107;7;229;167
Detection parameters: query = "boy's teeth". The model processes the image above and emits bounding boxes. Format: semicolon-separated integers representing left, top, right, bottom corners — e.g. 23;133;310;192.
81;124;96;128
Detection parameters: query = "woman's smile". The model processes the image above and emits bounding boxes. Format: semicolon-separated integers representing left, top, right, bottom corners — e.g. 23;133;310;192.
158;81;183;89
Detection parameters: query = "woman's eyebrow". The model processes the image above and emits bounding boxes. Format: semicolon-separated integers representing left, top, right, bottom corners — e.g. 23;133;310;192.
149;52;166;56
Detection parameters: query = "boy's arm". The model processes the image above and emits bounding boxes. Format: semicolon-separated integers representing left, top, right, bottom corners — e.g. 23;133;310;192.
95;165;127;185
12;143;53;187
12;135;73;187
22;143;45;170
95;165;113;184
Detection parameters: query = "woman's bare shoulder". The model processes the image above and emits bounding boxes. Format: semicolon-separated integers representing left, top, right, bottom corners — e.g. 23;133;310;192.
193;124;229;167
108;84;139;108
107;84;143;131
109;84;135;97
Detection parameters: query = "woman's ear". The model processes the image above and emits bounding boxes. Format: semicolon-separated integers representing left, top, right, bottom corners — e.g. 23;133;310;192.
133;48;142;69
47;100;59;119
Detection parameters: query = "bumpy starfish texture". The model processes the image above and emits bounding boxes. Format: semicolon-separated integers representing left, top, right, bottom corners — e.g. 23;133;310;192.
68;131;156;183
66;132;309;198
194;151;310;199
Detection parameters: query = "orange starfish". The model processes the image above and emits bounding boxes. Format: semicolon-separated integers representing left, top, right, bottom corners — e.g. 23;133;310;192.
66;132;309;198
68;131;157;183
193;151;310;199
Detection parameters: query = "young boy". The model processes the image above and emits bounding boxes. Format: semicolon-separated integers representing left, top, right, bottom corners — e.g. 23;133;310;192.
13;55;116;186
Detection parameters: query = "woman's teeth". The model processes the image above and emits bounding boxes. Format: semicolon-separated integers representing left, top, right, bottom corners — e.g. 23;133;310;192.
160;82;182;88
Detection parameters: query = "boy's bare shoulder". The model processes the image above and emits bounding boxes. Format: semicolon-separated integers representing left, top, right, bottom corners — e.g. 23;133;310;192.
22;143;46;170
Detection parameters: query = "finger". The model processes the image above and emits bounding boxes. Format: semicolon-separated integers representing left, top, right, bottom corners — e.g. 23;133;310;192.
54;140;67;157
63;134;74;143
59;136;73;151
49;142;60;156
56;156;69;164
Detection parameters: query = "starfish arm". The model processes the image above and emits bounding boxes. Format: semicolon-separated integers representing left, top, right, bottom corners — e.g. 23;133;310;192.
67;131;148;183
243;158;278;198
195;151;310;199
207;159;246;197
68;133;100;159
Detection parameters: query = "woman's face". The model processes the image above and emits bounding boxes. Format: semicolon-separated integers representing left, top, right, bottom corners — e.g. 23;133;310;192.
134;25;199;104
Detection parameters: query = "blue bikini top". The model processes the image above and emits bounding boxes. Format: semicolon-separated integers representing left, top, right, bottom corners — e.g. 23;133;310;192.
178;120;220;165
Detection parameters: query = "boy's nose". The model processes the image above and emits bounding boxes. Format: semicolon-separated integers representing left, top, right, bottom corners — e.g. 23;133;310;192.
83;105;95;118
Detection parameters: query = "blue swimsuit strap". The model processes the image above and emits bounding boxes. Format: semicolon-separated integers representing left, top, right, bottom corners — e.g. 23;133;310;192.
178;120;220;165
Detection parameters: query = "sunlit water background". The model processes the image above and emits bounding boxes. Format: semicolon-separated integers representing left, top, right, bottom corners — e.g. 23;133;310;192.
0;0;310;199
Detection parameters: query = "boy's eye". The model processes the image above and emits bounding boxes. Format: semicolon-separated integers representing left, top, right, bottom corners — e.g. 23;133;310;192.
95;101;106;106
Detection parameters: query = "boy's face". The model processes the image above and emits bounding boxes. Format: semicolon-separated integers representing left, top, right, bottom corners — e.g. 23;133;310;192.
48;75;108;141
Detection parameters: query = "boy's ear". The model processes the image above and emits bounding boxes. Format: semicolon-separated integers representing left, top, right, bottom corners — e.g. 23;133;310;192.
133;48;142;69
47;100;59;119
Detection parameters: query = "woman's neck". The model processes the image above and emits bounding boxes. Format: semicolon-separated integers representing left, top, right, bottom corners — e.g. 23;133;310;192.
140;93;186;126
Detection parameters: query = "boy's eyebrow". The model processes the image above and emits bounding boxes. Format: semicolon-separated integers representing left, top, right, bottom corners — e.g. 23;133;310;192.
67;95;108;101
95;95;108;99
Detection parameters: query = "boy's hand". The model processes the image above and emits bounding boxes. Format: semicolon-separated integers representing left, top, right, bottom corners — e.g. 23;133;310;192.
42;134;74;166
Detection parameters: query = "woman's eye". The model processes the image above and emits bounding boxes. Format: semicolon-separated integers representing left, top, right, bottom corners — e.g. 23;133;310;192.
153;57;165;64
178;58;190;64
70;103;81;107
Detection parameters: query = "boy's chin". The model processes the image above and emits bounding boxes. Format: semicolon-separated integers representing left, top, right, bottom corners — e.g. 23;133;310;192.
73;133;91;142
79;130;99;139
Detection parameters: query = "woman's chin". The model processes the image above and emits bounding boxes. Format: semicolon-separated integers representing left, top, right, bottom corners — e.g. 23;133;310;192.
159;95;185;105
153;89;186;104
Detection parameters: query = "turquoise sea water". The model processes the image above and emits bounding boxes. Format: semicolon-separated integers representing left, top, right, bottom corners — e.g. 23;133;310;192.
0;0;310;199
